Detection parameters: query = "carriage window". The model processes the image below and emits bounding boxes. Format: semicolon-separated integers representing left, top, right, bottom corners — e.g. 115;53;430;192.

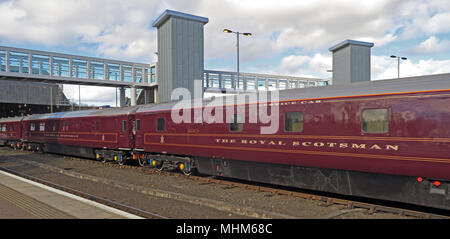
362;108;389;133
230;114;243;132
39;123;45;131
11;124;14;131
122;120;127;132
1;124;5;132
157;118;165;131
136;119;141;131
30;123;35;131
285;112;303;132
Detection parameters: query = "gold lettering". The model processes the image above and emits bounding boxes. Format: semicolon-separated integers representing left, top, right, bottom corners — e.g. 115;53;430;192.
215;139;221;143
241;139;248;144
351;144;366;149
249;140;257;144
259;140;266;145
268;141;276;145
339;143;348;148
386;145;399;151
230;139;236;144
302;142;312;146
327;142;337;147
278;141;286;146
313;142;325;147
370;144;382;150
293;141;300;146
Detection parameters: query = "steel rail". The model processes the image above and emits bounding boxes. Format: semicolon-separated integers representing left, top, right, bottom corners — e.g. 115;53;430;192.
3;148;449;219
0;166;168;219
62;154;450;219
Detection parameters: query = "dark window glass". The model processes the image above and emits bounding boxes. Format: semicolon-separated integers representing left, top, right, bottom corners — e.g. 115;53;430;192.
362;108;389;133
157;118;165;131
122;120;127;132
230;114;243;132
285;112;303;132
136;119;141;131
11;124;14;131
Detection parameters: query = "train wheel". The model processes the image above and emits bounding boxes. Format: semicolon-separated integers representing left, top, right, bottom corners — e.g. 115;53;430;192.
138;156;146;167
179;163;192;176
118;155;127;166
35;145;42;153
182;169;192;176
155;162;164;172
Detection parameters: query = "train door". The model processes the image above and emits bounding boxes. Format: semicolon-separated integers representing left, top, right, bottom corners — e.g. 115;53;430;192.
129;115;136;148
118;118;129;147
134;117;143;149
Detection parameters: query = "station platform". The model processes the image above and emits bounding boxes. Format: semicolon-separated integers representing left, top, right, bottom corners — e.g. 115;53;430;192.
0;170;142;219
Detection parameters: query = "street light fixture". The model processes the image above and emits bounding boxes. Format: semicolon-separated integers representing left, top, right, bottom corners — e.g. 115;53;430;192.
223;28;252;92
390;55;407;78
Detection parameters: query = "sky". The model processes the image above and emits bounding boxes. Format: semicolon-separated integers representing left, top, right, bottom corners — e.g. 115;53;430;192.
1;0;450;106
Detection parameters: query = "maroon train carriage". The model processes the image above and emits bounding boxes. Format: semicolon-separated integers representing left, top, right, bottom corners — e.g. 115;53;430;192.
0;116;23;148
2;74;449;211
21;107;140;164
136;75;450;210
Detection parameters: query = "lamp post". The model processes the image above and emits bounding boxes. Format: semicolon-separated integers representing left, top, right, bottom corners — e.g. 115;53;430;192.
223;29;252;92
390;55;407;78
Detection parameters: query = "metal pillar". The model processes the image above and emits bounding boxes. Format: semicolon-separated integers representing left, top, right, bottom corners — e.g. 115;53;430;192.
50;86;53;113
5;50;9;72
79;85;81;110
130;86;136;106
119;87;126;107
236;32;240;92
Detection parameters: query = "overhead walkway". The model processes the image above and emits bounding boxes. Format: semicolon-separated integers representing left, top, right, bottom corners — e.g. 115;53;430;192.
203;70;330;94
0;46;157;88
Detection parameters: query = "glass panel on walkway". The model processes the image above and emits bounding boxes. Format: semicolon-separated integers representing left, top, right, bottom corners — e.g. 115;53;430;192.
52;57;69;77
71;59;87;78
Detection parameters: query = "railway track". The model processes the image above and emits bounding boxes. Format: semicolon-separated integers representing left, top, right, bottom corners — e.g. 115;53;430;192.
59;153;449;219
2;148;449;219
0;166;168;219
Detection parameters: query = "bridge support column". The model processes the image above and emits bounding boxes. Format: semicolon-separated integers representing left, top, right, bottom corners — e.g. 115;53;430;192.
130;86;137;106
119;87;126;107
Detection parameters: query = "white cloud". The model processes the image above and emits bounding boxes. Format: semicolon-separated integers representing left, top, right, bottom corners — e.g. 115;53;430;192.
1;0;450;106
424;12;450;34
409;36;450;54
63;85;120;106
274;53;450;81
273;53;332;78
0;0;160;62
2;0;450;63
199;0;416;61
371;55;450;80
